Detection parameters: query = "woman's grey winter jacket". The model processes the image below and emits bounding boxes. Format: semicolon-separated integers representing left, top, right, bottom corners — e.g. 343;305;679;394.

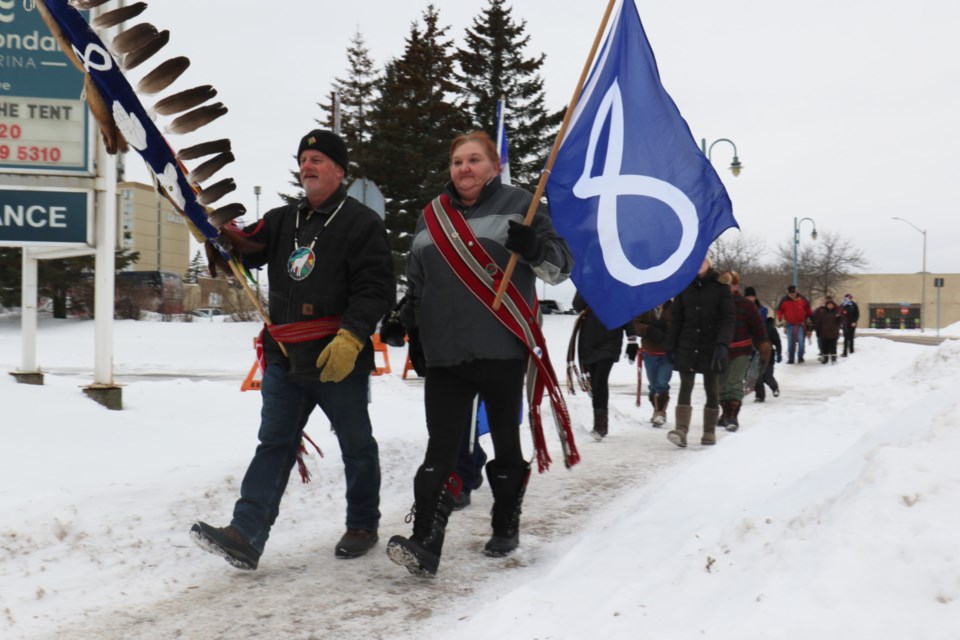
404;177;573;368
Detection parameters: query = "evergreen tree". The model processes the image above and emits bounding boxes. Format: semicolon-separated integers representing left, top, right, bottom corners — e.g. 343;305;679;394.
184;250;205;284
0;248;140;314
366;5;470;281
320;30;380;178
40;254;95;318
38;249;139;318
281;31;381;206
455;0;563;191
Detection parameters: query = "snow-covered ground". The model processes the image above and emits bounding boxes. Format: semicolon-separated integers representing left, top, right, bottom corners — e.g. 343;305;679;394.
2;313;959;639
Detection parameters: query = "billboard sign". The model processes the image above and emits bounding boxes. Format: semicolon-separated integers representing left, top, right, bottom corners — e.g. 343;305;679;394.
0;185;92;245
0;0;92;173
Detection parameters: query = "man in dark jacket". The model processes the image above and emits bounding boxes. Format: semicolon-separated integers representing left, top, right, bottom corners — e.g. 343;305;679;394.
841;293;860;356
665;258;734;447
190;130;395;569
755;317;782;402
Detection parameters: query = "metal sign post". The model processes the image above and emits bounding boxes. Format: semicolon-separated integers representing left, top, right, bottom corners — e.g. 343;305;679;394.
934;277;945;338
346;178;385;220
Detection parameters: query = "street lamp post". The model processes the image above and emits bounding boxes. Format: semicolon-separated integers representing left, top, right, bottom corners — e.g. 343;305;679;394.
792;217;818;289
892;217;927;332
701;138;743;176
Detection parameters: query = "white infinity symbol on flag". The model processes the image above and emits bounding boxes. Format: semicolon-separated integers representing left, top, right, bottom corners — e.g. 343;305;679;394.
572;80;698;286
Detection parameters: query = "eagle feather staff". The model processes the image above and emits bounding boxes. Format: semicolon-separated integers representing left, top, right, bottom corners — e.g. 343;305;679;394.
35;0;246;247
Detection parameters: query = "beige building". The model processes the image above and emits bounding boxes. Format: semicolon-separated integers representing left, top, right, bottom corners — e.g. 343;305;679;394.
839;273;957;330
117;181;191;276
114;181;259;317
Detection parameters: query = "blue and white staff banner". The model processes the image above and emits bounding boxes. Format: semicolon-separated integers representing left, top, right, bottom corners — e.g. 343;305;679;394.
546;0;738;329
37;0;219;240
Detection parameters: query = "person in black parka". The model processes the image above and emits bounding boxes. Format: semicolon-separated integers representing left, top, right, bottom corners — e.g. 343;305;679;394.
841;293;860;356
754;316;782;402
665;257;735;447
572;292;638;441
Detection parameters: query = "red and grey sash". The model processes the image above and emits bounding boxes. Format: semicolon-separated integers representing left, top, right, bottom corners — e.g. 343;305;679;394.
423;195;579;472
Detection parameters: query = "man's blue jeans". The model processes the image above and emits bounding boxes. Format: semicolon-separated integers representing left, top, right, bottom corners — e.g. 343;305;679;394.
642;353;674;395
231;364;381;553
785;323;806;360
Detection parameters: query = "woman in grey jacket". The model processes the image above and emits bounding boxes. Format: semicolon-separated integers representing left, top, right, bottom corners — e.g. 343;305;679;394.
388;131;572;577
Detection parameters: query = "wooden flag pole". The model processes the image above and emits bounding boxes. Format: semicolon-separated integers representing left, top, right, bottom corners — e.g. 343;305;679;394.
226;256;289;357
492;0;620;310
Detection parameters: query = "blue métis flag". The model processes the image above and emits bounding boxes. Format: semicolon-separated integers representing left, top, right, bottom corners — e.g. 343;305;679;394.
546;0;738;329
496;97;512;185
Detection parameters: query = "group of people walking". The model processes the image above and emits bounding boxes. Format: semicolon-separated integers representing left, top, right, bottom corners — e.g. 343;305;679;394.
573;274;861;450
571;259;783;449
187;127;862;581
775;286;861;364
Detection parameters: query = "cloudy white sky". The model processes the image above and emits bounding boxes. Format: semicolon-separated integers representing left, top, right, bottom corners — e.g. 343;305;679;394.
119;0;960;275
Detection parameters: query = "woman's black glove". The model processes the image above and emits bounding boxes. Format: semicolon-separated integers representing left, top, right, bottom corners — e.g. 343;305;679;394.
625;341;639;363
505;220;544;263
710;344;729;373
379;296;408;347
408;327;426;377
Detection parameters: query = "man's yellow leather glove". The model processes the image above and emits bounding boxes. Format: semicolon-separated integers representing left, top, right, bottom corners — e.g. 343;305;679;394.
315;329;364;383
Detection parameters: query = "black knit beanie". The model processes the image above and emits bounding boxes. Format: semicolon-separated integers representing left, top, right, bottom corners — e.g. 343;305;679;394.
297;129;348;173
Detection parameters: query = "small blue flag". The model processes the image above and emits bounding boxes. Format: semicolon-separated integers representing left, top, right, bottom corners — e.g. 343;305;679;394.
476;400;491;437
546;0;738;329
496;97;512;185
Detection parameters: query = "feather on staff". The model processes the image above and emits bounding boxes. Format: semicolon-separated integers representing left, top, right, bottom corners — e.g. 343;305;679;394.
92;2;148;29
197;178;237;206
136;56;190;95
187;151;234;185
121;30;170;70
153;85;217;116
166;103;228;135
177;139;232;162
207;203;247;229
110;22;158;55
70;0;112;8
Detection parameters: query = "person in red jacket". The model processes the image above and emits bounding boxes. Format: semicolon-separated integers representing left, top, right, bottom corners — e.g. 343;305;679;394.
776;285;812;364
